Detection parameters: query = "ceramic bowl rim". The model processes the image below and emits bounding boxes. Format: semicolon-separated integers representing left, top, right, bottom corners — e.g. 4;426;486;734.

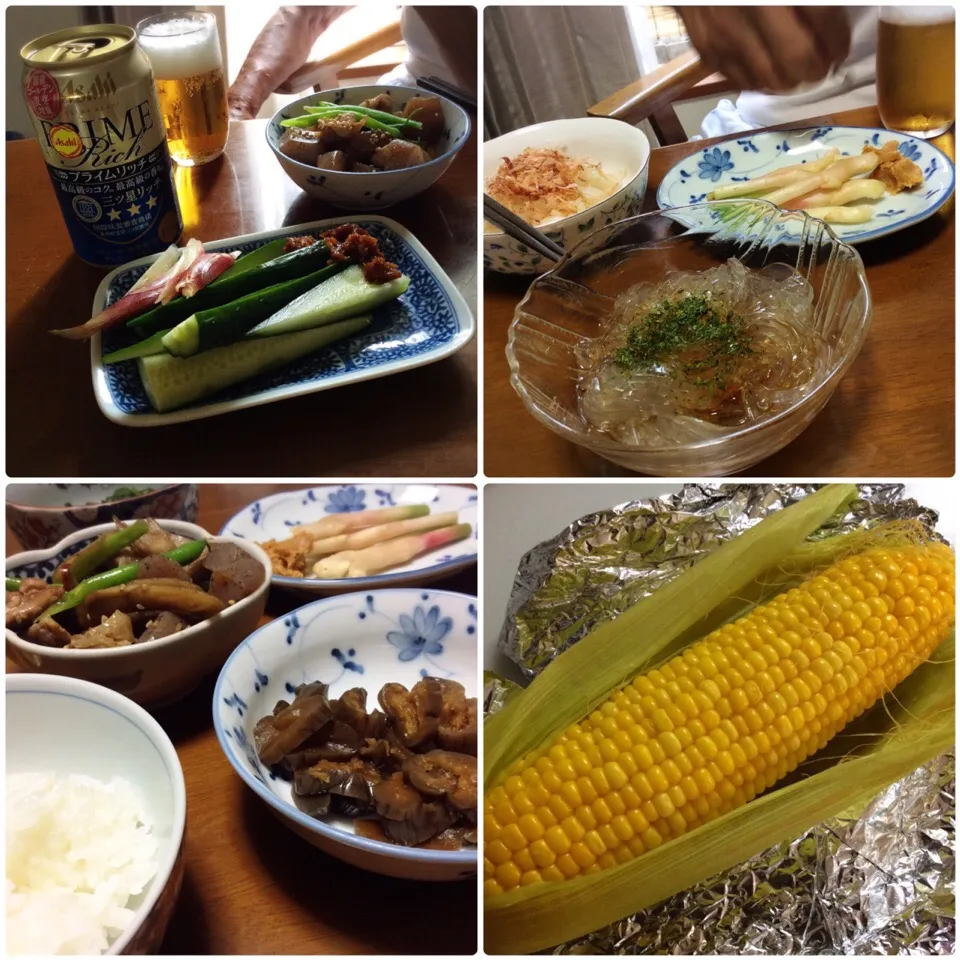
266;83;472;179
483;117;651;238
212;586;477;866
218;484;478;591
5;483;191;514
5;520;272;660
6;672;187;955
507;198;872;456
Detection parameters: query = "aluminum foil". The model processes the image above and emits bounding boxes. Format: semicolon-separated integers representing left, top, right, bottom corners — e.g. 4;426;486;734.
489;483;955;955
499;484;942;678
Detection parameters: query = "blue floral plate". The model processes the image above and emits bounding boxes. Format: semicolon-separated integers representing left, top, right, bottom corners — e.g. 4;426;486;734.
213;587;477;880
220;483;478;596
91;216;475;427
657;126;954;245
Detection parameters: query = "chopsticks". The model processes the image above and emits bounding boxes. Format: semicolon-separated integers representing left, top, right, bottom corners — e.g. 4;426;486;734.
483;194;565;263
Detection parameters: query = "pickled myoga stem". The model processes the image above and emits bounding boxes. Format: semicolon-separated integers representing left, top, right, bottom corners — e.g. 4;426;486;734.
577;259;827;445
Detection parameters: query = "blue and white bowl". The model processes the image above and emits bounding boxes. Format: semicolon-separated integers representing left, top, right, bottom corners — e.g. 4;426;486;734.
220;483;478;596
267;85;471;209
6;484;198;551
484;117;650;275
214;588;477;880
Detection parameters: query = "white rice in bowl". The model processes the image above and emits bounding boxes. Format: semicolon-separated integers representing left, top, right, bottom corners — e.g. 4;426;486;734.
6;772;159;955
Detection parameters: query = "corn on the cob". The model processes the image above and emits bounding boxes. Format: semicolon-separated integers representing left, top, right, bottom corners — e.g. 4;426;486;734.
484;542;955;897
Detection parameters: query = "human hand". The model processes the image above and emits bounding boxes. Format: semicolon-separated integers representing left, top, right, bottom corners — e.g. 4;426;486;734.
677;6;851;93
227;93;259;122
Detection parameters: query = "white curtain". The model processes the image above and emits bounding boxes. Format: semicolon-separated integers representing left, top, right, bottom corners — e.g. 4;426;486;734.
484;6;643;138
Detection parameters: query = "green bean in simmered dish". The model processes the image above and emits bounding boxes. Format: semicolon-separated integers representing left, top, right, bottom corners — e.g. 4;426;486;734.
5;519;266;649
277;92;445;172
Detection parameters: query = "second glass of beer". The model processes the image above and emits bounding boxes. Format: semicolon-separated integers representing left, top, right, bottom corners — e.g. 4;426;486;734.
137;12;228;165
877;6;955;139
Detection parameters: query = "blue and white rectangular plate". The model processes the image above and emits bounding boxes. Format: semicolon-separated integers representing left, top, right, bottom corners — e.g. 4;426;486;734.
91;216;475;427
221;483;478;596
657;126;955;245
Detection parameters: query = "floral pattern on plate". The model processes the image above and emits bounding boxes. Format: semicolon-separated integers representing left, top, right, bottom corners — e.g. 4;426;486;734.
220;483;478;595
91;217;474;427
212;588;477;879
657;126;955;245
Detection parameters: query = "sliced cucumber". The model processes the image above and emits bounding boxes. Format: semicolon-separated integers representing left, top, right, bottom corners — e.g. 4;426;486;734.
139;315;370;413
248;264;409;338
160;263;346;359
128;240;333;339
221;237;288;279
103;329;170;363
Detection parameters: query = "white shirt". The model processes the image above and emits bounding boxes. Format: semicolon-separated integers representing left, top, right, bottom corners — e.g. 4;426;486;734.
378;8;475;96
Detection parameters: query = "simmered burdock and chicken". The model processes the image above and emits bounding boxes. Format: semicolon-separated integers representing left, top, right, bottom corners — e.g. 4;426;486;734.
5;519;265;649
254;678;478;848
277;93;445;173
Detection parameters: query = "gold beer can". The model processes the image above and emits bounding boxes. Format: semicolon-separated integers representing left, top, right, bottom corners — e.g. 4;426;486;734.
20;24;183;266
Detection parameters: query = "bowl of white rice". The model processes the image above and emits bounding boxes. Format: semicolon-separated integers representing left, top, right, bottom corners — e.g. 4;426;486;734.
6;673;186;955
483;117;650;275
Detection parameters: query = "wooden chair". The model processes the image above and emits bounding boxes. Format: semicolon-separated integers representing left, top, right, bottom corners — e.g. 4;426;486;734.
588;49;734;145
275;17;405;94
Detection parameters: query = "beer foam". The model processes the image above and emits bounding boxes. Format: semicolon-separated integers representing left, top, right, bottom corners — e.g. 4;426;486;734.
879;5;955;25
139;17;221;79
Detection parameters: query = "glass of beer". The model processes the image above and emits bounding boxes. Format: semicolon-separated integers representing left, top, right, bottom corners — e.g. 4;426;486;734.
877;6;955;139
137;12;229;165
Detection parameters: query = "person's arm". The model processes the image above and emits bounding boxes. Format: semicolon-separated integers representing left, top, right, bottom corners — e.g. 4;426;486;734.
228;5;350;120
677;6;852;93
408;6;477;93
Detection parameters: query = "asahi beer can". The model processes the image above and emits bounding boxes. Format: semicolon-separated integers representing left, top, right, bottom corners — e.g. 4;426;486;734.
21;25;183;267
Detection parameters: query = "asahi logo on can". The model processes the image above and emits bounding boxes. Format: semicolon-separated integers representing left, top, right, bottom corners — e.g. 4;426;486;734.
62;71;118;103
48;123;85;159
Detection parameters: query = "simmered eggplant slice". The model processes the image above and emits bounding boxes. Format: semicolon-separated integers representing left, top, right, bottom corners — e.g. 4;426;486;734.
403;750;478;812
255;678;479;847
76;578;226;627
435;679;479;754
379;678;445;748
254;684;334;765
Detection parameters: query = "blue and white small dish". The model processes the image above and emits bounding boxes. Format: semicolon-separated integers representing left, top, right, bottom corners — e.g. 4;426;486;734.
213;588;477;880
220;483;478;596
658;126;954;244
267;85;471;209
91;216;474;427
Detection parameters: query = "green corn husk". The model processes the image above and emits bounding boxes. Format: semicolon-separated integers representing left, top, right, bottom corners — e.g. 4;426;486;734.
484;483;857;786
484;489;955;954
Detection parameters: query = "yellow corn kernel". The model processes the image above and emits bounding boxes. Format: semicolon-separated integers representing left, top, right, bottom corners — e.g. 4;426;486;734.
485;543;954;894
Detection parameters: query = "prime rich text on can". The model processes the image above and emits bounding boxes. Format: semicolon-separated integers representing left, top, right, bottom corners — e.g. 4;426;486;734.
21;24;183;267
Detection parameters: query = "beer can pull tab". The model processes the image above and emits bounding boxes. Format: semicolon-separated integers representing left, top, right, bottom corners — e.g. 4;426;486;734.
50;38;111;62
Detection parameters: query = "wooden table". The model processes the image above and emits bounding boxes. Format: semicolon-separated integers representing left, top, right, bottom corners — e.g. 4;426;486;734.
6;485;478;955
6;122;477;478
484;106;956;477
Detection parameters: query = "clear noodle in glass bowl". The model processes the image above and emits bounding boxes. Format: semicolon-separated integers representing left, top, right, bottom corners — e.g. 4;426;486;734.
505;200;872;476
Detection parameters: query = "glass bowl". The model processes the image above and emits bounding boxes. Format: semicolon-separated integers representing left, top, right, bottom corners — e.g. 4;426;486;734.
505;200;872;476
